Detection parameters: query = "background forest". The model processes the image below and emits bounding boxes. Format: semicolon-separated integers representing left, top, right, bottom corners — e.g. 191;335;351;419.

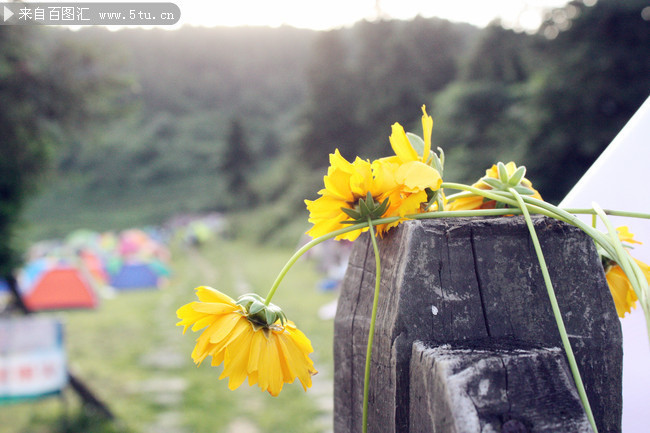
4;0;650;261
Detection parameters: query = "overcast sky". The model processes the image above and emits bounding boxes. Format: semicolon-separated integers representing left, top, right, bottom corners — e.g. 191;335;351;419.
173;0;582;31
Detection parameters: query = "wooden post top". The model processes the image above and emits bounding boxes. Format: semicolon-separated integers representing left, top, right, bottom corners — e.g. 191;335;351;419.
334;216;622;433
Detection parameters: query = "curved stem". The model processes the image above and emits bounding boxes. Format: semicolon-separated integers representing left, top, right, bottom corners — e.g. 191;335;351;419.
564;208;650;220
410;208;524;219
518;195;620;260
362;218;382;433
510;188;598;433
593;204;649;314
441;182;558;219
263;218;397;305
263;208;543;305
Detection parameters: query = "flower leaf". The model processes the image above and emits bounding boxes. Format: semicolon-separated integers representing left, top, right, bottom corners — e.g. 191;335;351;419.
248;300;265;315
341;206;361;220
497;162;509;183
359;196;372;217
514;185;535;195
431;147;444;175
508;166;527;187
374;198;390;217
482;177;504;190
406;133;425;159
264;308;275;326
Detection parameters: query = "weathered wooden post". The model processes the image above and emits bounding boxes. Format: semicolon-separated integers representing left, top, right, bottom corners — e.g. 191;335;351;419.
334;216;622;433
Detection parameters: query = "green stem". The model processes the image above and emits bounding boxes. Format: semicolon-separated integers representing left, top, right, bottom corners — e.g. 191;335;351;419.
592;204;649;313
410;208;524;219
510;188;598;433
263;219;396;305
362;218;382;433
564;208;650;220
441;182;559;220
518;195;620;261
263;208;537;305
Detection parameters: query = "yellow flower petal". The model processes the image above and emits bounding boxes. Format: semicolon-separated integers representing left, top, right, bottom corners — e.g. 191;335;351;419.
265;334;284;396
247;330;264;373
177;288;317;396
448;161;541;211
421;105;433;164
605;265;638;317
447;195;485;211
196;286;236;304
221;325;254;391
323;166;354;202
208;312;244;344
395;161;442;193
389;123;418;163
617;226;642;245
192;302;240;315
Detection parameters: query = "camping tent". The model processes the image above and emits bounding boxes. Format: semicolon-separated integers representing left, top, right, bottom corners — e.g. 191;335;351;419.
109;263;160;290
22;267;97;311
560;94;650;433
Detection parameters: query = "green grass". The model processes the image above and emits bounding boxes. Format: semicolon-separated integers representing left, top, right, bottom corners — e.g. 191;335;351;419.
21;174;225;242
0;237;337;433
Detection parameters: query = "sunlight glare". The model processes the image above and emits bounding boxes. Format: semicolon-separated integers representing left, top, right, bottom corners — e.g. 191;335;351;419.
175;0;573;30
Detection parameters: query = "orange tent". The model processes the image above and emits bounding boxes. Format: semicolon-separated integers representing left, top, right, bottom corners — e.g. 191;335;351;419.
23;267;97;311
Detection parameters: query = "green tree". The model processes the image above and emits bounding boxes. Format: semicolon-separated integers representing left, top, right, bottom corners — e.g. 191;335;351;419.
221;117;256;208
0;26;128;277
431;81;532;184
460;23;534;84
298;30;362;167
429;24;540;185
525;0;650;202
0;27;50;276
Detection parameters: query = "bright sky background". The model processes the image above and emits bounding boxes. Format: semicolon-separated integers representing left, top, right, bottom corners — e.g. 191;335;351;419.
173;0;579;31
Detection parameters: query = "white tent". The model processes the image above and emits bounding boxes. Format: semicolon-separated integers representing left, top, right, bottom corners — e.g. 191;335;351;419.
560;94;650;433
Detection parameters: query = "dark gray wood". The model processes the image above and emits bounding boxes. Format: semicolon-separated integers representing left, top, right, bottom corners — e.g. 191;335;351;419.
409;341;593;433
333;217;622;433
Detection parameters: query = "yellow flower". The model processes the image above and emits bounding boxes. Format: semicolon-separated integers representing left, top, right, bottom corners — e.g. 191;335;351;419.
448;161;542;211
605;264;640;318
176;286;317;396
604;227;648;318
387;105;434;165
305;106;443;241
305;148;441;241
616;226;642;245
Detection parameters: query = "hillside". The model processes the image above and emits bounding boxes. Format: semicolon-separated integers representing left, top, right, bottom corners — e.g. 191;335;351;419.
23;25;319;240
21;1;650;244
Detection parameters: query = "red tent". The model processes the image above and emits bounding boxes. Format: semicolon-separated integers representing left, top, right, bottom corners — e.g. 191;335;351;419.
23;267;97;311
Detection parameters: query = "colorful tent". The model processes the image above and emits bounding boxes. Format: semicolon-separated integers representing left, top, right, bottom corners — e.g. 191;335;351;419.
109;263;160;290
22;267;97;311
0;280;10;310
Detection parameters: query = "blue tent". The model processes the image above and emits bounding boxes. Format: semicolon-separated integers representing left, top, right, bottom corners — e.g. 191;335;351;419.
109;263;159;290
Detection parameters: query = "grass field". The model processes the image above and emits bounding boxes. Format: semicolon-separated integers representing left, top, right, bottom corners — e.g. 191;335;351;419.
0;237;338;433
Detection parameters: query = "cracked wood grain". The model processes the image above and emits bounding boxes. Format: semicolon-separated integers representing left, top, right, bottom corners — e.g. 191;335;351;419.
333;217;622;433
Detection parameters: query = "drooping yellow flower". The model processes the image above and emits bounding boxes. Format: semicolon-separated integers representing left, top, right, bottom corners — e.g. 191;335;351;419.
604;227;648;318
176;286;317;396
447;161;542;211
305;148;441;241
616;226;642;245
605;264;640;318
